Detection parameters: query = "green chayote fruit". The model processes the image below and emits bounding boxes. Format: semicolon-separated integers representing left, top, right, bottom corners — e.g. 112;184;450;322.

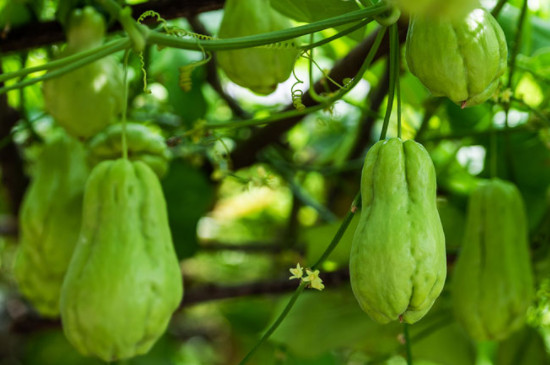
405;8;507;107
391;0;479;18
217;0;299;95
60;159;183;362
350;138;446;324
14;132;89;317
87;122;170;178
452;179;534;341
43;6;123;138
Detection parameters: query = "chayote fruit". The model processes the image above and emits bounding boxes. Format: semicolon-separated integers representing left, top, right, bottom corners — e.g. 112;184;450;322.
350;138;446;324
87;122;170;178
452;179;534;341
405;7;507;107
217;0;299;95
60;159;183;362
391;0;479;18
14;132;89;317
43;6;123;138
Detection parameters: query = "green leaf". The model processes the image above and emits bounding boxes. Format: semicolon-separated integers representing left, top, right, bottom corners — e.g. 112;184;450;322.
270;287;402;358
162;159;215;259
150;47;208;127
496;326;550;365
0;0;32;28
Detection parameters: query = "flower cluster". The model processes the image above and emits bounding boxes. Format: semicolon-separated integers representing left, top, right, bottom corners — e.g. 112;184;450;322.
289;263;324;291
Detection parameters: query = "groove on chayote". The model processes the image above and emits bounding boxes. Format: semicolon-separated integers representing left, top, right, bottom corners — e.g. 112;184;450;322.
405;7;507;107
60;159;183;362
350;138;446;324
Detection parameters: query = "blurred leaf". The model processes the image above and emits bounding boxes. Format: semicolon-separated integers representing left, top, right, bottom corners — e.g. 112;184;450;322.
437;197;466;251
162;159;215;259
496;326;550;365
21;329;102;365
302;215;359;267
0;0;32;28
409;296;476;365
221;297;275;335
428;141;480;198
150;47;208;127
445;100;492;134
497;4;550;56
486;131;550;230
270;287;402;359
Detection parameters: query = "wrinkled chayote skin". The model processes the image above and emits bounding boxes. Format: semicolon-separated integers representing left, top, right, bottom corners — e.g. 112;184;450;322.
87;122;170;177
452;179;534;341
60;159;183;362
14;132;89;317
43;6;123;138
217;0;299;95
350;138;446;324
405;7;507;107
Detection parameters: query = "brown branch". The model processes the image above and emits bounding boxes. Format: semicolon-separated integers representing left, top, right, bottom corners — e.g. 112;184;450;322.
199;241;289;253
180;268;350;307
0;0;225;53
8;269;350;334
230;20;409;171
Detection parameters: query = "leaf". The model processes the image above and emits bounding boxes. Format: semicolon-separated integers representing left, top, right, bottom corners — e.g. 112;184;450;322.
497;5;550;56
150;47;208;127
496;326;550;365
409;297;476;365
270;287;402;358
0;0;32;28
162;159;215;259
302;215;359;267
437;197;466;251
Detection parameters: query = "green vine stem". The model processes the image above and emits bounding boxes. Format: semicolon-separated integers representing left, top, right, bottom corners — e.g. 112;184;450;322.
502;0;528;181
0;39;126;83
393;24;402;139
379;23;399;140
203;26;387;133
0;39;131;95
490;123;498;179
506;0;528;90
403;322;413;365
312;193;362;269
148;3;388;51
121;50;130;160
0;3;387;95
97;0;149;52
239;194;362;365
302;19;371;51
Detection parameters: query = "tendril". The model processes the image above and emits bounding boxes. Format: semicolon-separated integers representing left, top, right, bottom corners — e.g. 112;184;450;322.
291;69;306;111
